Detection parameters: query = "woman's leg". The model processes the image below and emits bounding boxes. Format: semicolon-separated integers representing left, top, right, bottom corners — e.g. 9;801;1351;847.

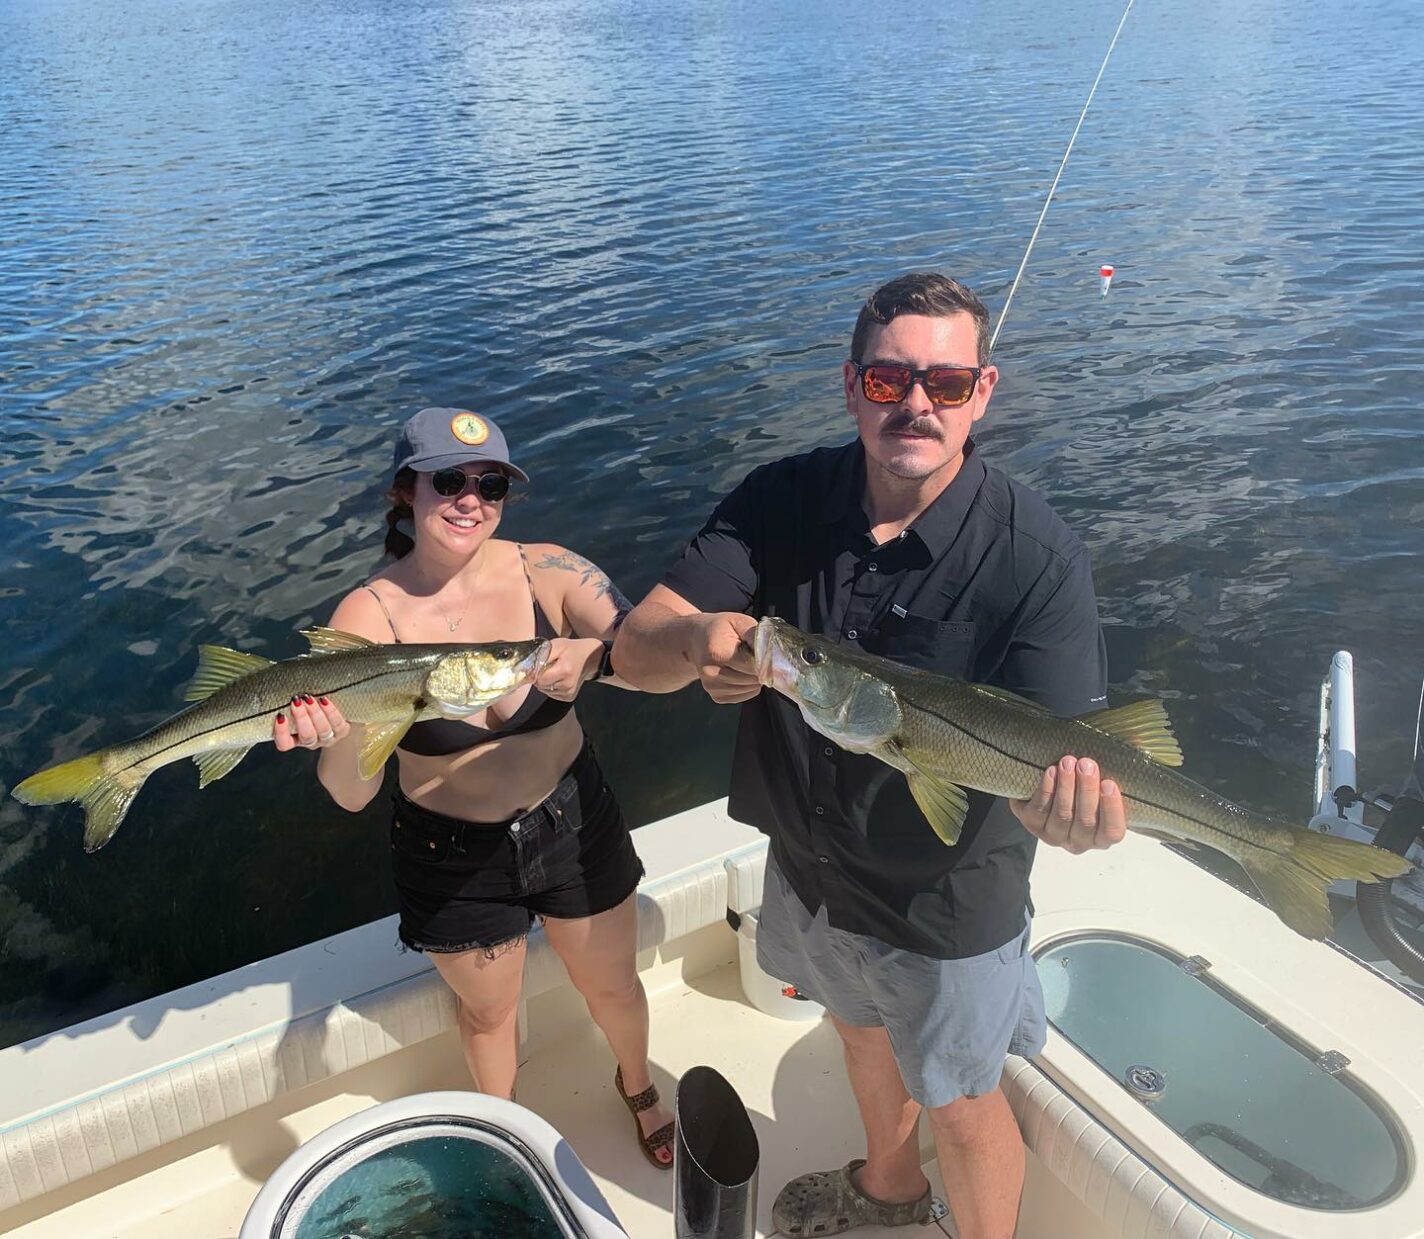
428;936;529;1099
542;894;673;1164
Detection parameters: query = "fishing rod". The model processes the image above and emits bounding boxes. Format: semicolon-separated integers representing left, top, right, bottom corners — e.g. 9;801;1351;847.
989;0;1138;354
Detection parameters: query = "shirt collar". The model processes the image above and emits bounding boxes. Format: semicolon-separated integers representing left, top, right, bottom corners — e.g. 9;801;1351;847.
819;438;988;557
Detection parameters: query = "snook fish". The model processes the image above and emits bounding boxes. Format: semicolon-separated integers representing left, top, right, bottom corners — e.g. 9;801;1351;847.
12;629;549;852
753;616;1410;940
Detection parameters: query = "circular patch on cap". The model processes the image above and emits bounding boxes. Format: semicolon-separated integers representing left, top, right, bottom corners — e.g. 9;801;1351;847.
450;413;489;446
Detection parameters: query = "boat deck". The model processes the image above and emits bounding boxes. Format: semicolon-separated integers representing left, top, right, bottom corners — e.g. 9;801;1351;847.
7;957;959;1239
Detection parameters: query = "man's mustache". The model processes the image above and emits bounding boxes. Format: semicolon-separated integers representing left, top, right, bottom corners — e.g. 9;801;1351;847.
881;417;942;438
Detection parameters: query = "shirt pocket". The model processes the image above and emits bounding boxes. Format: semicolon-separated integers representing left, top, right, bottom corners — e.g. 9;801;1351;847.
862;612;975;679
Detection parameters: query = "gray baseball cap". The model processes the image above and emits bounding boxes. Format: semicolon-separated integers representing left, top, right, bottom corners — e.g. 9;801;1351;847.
392;408;530;482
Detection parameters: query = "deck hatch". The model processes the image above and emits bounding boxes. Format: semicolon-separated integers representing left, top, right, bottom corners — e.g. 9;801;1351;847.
1037;933;1406;1211
271;1116;581;1238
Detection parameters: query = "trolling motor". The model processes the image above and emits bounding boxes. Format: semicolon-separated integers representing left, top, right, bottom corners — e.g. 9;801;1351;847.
674;1066;760;1239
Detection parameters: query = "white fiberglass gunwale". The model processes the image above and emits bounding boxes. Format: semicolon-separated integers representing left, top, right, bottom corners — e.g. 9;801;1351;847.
2;803;1422;1238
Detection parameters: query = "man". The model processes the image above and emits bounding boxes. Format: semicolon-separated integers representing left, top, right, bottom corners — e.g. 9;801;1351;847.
613;273;1126;1239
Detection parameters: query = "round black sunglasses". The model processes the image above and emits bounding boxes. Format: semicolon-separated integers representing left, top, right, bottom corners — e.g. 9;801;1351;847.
429;467;511;502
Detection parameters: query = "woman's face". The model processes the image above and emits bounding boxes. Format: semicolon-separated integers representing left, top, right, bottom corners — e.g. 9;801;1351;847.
409;461;509;554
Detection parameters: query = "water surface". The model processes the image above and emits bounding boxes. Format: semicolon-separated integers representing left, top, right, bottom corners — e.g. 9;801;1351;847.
3;0;1422;1045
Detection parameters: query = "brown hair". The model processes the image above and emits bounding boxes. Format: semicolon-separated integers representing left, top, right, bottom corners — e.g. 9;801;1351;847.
383;467;416;559
850;272;991;365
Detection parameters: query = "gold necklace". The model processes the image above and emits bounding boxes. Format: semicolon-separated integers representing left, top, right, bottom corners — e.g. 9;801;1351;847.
415;551;487;633
432;584;476;632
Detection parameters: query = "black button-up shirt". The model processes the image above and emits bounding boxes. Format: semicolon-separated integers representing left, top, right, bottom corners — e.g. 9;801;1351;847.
661;438;1107;959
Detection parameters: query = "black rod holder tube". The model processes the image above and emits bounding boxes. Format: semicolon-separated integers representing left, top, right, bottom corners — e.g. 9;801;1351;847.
674;1066;759;1239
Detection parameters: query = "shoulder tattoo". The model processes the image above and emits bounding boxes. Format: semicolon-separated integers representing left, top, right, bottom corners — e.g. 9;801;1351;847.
535;550;632;621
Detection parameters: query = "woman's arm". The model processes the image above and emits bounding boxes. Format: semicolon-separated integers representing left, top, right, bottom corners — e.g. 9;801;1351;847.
272;587;395;812
526;544;636;696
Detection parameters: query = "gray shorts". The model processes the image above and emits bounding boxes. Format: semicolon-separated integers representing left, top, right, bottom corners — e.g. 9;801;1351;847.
756;857;1047;1109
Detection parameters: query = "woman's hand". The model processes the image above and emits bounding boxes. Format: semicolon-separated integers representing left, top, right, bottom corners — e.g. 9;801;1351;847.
535;637;605;702
272;694;352;752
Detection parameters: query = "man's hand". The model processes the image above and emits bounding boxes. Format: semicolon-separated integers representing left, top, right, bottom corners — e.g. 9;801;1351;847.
686;612;760;704
1009;756;1127;853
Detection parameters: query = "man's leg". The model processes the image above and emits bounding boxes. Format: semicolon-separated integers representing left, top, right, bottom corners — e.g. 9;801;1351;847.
829;1015;929;1204
926;1087;1024;1239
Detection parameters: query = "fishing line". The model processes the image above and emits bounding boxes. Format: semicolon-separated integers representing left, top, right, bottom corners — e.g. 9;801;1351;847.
989;0;1138;354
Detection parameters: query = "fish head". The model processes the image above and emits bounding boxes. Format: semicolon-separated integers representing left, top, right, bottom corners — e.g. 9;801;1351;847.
752;617;901;752
424;639;551;715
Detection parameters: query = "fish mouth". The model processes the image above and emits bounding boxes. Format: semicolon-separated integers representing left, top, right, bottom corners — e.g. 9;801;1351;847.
530;639;552;679
752;619;773;685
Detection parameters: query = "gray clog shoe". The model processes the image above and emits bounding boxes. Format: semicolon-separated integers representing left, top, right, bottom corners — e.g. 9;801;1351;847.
772;1158;932;1236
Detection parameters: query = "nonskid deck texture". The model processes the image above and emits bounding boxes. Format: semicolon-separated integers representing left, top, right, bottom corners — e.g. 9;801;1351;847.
2;802;1423;1239
5;961;955;1239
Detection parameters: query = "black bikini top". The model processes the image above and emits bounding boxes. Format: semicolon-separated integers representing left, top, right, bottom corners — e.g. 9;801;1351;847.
366;545;575;756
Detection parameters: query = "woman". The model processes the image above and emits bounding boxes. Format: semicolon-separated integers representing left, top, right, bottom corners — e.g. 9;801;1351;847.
272;406;673;1167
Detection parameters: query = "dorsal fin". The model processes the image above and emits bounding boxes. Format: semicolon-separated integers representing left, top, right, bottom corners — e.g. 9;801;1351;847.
1079;699;1184;767
182;646;273;702
973;684;1053;714
301;627;379;654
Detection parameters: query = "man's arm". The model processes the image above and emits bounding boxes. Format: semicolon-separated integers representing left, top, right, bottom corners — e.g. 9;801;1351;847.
615;463;771;703
613;585;760;703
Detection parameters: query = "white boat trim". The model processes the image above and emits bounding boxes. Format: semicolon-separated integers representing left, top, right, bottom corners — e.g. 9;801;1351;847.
3;800;1423;1237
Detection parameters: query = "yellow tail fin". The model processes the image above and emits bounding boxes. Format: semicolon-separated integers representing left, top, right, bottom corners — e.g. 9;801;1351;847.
1239;828;1412;940
12;752;146;852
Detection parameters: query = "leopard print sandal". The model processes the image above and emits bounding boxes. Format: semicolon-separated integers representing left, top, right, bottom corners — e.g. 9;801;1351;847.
614;1066;675;1170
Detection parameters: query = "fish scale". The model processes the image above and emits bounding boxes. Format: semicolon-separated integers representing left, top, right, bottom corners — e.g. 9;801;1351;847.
899;684;1300;862
12;630;548;852
754;616;1411;940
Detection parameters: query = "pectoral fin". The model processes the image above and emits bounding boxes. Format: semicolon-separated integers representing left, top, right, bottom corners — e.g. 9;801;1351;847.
906;769;970;846
891;744;970;846
358;715;417;780
193;746;252;789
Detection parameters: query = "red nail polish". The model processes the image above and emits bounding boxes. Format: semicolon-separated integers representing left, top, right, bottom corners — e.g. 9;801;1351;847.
276;713;285;725
319;697;330;707
304;694;315;705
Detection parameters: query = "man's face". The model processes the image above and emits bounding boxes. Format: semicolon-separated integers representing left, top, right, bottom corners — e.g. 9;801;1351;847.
843;312;998;482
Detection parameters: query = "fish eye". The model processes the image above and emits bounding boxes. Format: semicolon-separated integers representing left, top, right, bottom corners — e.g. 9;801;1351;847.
800;646;826;665
494;646;513;659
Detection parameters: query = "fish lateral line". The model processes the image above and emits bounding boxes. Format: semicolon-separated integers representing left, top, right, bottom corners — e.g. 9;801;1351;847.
114;662;440;771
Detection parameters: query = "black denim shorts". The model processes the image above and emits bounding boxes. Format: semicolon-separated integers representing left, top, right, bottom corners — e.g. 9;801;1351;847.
389;740;644;955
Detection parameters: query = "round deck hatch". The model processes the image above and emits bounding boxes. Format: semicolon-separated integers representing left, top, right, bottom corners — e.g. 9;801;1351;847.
279;1121;569;1237
1038;934;1406;1210
240;1093;628;1238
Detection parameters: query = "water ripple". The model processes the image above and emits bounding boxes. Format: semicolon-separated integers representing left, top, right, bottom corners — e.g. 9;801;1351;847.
2;0;1422;1044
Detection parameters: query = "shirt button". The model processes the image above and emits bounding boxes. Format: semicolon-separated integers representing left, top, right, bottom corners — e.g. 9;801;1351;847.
846;629;858;640
818;855;830;864
823;746;834;757
867;562;878;573
814;805;825;816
